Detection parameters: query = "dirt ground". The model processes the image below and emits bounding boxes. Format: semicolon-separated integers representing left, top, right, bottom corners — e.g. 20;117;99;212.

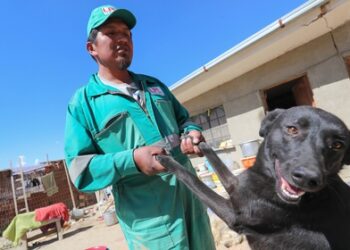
0;205;250;250
2;166;348;250
0;207;129;250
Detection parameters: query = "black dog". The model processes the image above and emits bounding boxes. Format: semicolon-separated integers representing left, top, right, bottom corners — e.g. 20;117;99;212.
157;106;350;250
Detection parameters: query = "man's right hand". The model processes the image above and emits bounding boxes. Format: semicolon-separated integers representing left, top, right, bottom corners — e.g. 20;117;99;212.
133;146;167;175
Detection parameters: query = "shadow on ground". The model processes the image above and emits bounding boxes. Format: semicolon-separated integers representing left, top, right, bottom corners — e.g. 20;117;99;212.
29;226;93;250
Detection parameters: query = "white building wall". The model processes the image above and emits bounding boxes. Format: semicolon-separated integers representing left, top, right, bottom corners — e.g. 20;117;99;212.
183;21;350;168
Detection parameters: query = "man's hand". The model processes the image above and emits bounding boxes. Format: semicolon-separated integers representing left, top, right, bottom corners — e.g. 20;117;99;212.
180;130;205;156
133;146;167;175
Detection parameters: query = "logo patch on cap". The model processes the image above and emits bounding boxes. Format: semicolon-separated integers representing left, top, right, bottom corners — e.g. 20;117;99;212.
102;7;116;15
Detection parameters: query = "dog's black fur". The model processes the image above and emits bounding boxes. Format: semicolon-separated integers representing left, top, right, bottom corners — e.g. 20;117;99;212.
157;106;350;250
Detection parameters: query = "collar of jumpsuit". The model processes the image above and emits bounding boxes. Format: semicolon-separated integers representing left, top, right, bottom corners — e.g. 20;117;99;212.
127;82;145;109
98;74;145;109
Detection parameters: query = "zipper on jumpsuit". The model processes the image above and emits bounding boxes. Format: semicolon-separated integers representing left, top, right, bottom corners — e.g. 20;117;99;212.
107;90;153;123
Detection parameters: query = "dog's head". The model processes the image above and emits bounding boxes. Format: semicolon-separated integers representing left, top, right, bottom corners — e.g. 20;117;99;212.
259;106;350;205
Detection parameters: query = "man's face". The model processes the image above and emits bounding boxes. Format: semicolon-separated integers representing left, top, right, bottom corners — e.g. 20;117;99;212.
88;19;133;70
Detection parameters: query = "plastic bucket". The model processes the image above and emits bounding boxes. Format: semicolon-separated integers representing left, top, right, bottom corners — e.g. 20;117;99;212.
71;208;84;220
103;209;118;226
241;156;256;169
239;140;260;157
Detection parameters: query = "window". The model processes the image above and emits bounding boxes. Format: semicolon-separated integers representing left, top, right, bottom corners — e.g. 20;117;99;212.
191;106;231;148
192;106;227;130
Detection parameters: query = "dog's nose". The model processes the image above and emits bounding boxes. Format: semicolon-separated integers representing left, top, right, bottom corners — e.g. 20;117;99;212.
291;167;323;191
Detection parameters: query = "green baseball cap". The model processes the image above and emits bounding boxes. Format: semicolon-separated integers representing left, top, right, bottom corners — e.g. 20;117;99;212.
87;5;136;37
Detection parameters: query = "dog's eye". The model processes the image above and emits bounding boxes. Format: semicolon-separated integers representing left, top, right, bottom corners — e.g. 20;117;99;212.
330;141;344;150
287;126;298;135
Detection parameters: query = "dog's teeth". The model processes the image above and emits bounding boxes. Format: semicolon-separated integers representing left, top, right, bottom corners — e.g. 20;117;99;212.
282;187;305;199
280;176;305;200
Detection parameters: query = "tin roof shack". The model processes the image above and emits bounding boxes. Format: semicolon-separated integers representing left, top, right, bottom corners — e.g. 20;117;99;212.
0;160;96;234
171;0;350;170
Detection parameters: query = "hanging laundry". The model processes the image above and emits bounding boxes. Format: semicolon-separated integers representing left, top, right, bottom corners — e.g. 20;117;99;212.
32;178;40;186
41;172;58;196
26;176;45;194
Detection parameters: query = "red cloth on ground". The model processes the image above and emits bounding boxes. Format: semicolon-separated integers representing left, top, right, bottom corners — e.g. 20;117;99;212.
34;202;69;222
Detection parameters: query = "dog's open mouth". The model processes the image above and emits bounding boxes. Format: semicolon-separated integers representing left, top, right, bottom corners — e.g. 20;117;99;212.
274;159;305;204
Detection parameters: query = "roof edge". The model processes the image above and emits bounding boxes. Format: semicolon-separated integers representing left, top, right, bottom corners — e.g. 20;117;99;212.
170;0;328;91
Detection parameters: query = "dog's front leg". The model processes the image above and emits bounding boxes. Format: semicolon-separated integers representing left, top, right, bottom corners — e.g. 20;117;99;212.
198;142;239;198
156;155;235;227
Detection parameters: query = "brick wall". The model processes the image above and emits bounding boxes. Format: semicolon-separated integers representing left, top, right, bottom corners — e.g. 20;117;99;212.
0;160;97;234
0;169;14;235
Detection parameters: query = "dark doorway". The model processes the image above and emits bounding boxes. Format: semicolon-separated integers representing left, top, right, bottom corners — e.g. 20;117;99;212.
262;75;315;112
344;57;350;77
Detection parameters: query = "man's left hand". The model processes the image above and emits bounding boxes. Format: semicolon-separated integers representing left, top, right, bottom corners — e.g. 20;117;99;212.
180;130;205;156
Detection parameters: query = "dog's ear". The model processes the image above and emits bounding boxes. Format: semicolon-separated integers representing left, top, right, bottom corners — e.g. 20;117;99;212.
343;131;350;165
259;109;285;137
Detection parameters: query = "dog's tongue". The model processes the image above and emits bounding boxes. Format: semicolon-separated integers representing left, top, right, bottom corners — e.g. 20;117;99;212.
281;176;303;194
275;159;305;197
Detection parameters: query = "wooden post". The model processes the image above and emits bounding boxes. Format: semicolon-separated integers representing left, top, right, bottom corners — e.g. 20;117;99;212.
10;161;18;215
18;156;29;212
62;160;76;209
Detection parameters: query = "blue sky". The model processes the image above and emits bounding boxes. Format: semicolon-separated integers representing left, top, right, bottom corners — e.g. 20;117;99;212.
0;0;307;169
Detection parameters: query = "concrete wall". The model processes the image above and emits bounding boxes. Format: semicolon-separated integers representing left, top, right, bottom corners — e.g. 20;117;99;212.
183;21;350;168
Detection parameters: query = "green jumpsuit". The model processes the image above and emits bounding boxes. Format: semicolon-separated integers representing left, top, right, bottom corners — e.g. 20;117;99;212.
64;72;215;250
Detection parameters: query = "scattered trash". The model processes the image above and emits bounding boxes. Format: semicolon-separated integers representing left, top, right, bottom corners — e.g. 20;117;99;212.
71;208;84;220
0;237;14;250
199;172;217;189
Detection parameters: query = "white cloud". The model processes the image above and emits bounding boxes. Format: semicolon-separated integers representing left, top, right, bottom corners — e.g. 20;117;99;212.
34;159;40;165
18;155;26;166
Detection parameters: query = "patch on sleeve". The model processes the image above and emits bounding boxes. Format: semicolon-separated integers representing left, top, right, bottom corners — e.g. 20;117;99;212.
148;87;165;96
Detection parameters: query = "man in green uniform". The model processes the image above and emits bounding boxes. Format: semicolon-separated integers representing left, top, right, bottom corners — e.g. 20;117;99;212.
64;5;215;250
